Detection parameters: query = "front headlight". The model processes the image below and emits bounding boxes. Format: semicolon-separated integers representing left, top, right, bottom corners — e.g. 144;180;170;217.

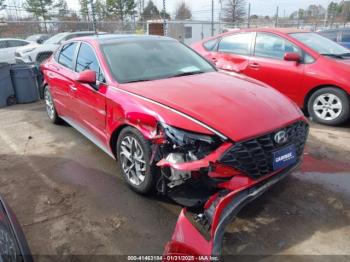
159;123;222;161
21;47;36;54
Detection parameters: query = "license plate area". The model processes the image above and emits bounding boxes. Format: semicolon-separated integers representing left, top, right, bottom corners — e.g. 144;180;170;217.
272;144;297;171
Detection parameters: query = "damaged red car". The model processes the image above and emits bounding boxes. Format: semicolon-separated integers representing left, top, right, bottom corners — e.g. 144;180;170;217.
41;35;309;256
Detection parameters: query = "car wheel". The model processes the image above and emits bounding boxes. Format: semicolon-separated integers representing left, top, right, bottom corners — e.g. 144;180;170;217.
308;87;350;125
44;86;61;124
116;127;155;194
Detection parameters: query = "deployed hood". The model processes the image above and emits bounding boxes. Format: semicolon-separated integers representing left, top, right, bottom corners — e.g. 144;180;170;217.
120;72;303;142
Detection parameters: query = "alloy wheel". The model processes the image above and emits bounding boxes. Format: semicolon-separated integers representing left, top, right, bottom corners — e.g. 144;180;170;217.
120;136;147;186
313;93;343;121
45;88;55;120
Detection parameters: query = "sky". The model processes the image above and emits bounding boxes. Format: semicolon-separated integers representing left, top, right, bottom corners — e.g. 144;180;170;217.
63;0;335;20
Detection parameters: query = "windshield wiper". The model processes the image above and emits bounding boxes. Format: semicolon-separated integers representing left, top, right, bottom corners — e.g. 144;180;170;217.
123;78;152;83
168;71;205;78
321;53;344;59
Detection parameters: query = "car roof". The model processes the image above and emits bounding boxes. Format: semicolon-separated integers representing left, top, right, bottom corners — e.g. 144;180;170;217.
0;38;28;41
217;27;310;38
74;34;174;44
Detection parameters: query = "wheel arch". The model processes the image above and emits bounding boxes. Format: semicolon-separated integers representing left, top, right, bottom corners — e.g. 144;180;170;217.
109;124;130;158
303;84;349;112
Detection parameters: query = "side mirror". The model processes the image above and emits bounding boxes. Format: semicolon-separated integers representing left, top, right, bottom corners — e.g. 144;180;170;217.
284;52;301;62
37;39;43;44
76;70;96;84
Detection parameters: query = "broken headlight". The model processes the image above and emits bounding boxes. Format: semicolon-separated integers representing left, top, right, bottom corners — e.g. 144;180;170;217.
159;123;222;161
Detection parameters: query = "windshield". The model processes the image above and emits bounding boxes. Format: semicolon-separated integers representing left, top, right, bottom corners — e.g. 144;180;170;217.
44;33;68;44
291;32;349;56
102;39;215;83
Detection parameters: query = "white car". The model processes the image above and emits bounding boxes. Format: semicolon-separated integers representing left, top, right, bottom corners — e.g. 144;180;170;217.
15;31;98;64
0;38;37;63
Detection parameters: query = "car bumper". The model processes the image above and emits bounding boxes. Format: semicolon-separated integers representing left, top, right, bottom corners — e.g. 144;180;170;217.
164;163;299;257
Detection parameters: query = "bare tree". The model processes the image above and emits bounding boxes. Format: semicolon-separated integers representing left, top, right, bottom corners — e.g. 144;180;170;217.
223;0;247;25
0;0;5;10
340;1;350;24
175;2;192;20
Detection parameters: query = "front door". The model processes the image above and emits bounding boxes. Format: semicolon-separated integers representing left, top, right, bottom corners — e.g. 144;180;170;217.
245;32;305;102
71;42;107;144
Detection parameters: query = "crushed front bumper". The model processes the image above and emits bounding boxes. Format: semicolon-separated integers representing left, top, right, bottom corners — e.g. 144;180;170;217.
164;164;299;257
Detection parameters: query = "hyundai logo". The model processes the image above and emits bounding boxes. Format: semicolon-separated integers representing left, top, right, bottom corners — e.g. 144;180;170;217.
274;130;288;144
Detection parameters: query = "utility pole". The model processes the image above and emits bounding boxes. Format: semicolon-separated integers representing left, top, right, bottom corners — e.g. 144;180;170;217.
90;0;97;34
162;0;167;36
324;4;329;28
275;6;279;27
211;0;214;36
247;2;251;28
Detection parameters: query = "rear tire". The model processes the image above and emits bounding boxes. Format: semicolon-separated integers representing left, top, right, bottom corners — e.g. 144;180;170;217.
308;87;350;126
44;85;62;124
116;127;155;194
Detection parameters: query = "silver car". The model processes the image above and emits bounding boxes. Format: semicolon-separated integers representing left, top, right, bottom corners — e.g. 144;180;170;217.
15;31;97;64
0;38;35;63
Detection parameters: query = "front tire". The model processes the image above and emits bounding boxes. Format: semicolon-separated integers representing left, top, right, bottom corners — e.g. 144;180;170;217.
44;85;62;124
308;87;350;125
116;127;155;194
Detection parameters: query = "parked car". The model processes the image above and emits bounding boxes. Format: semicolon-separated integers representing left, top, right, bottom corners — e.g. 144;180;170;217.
25;34;50;44
192;28;350;125
0;197;32;261
318;28;350;49
41;34;309;255
15;31;97;64
0;38;36;63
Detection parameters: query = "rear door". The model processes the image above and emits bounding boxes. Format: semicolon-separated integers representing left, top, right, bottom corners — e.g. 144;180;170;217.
0;40;29;63
213;32;254;74
245;32;305;101
48;42;79;118
72;42;107;144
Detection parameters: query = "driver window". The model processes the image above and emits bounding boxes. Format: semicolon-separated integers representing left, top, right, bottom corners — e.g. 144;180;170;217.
254;33;301;60
76;43;104;82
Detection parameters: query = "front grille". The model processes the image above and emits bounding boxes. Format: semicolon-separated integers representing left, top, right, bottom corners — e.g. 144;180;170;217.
36;52;53;63
219;120;309;179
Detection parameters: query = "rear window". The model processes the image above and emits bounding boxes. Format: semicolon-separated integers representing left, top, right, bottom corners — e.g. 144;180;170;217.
218;33;253;55
203;39;219;51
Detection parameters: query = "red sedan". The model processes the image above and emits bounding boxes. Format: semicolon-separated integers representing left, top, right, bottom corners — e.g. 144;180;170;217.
41;35;308;256
192;28;350;125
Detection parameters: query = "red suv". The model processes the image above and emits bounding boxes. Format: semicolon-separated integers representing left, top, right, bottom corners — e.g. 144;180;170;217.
192;28;350;125
41;35;308;255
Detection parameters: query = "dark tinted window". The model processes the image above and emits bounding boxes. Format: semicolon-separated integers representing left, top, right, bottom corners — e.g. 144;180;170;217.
319;31;338;41
58;42;78;69
342;30;350;42
218;33;253;55
76;43;104;81
203;39;218;51
185;27;192;39
0;41;7;49
7;40;28;47
254;33;301;60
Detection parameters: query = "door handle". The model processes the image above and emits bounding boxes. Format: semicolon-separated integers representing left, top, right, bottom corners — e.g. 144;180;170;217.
69;85;77;92
249;62;260;69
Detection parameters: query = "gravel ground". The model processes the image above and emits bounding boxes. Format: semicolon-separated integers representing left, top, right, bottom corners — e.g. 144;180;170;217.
0;102;349;260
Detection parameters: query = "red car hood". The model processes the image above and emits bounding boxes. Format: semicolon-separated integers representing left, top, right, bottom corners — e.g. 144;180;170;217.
120;72;303;141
